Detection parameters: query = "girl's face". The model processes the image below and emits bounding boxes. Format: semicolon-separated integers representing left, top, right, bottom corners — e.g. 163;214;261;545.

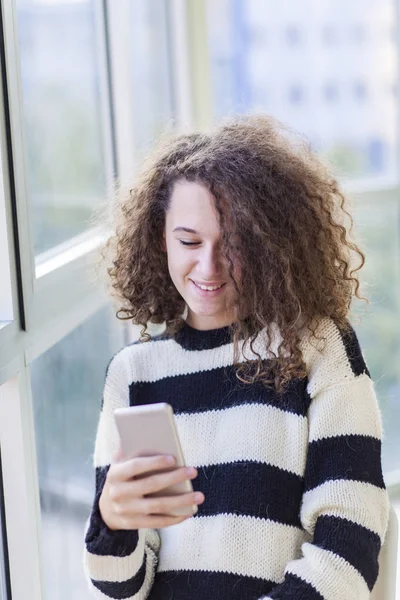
164;180;237;330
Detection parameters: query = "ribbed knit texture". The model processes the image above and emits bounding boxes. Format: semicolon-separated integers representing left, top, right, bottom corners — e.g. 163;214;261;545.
83;318;389;600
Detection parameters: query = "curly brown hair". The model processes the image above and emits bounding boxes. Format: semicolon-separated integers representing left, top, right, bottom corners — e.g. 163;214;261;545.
102;114;366;391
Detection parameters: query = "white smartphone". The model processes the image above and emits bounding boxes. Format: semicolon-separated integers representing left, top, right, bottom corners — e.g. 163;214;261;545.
114;402;197;517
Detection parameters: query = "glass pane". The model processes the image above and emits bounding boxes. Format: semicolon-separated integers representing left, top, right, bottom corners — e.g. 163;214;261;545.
130;0;174;157
31;307;125;599
352;194;400;476
206;0;398;181
16;0;108;256
0;448;11;600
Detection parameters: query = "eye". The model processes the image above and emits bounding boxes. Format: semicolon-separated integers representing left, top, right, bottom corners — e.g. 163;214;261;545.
179;240;200;246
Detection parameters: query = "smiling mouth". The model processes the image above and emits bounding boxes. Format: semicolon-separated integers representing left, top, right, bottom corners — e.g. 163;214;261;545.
191;280;227;292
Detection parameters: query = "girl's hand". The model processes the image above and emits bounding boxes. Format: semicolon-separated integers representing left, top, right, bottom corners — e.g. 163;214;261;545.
99;452;205;530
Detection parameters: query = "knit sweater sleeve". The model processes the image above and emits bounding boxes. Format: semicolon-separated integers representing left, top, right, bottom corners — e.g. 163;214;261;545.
259;319;390;600
83;347;160;599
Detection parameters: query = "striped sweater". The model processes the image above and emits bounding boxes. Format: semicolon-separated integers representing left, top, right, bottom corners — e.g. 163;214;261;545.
84;317;389;600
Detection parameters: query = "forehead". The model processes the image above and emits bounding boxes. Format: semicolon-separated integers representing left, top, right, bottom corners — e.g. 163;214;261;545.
166;180;220;235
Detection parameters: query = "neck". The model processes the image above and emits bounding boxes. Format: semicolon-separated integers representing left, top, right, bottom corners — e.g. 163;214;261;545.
186;310;236;331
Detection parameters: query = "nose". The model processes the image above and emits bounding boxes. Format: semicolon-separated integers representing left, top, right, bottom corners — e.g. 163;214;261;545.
198;244;224;278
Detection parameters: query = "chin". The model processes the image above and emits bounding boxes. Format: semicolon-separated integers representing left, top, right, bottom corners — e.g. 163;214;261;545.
188;306;214;318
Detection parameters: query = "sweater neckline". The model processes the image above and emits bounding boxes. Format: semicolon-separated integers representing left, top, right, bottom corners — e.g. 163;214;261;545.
173;321;233;351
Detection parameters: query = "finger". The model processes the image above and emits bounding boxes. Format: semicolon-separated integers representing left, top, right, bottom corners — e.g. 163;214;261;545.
118;512;191;530
114;454;177;482
139;491;204;516
133;467;197;496
108;466;197;504
136;514;189;529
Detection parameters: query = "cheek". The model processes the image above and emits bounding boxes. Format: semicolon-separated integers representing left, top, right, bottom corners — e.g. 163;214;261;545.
167;247;192;280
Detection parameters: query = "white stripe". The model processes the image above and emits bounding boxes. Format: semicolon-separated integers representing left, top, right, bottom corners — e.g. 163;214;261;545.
158;513;309;582
129;339;235;382
143;527;161;554
138;545;159;600
85;541;159;600
118;328;281;384
286;544;370;600
301;318;362;397
94;397;126;467
95;400;308;473
176;403;307;476
301;479;389;541
307;374;382;442
93;350;133;467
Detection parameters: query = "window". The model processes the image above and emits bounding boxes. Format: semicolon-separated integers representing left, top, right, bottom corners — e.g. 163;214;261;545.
322;25;337;45
289;85;304;105
128;0;174;158
16;0;109;257
0;1;180;598
368;138;386;172
206;0;398;182
352;23;366;44
106;0;176;183
31;306;126;598
354;81;368;101
352;192;400;475
324;82;339;102
286;26;301;46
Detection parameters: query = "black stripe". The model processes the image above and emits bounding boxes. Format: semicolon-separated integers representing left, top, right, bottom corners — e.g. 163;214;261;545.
192;461;303;527
314;515;381;590
150;569;277;600
130;365;311;416
339;322;370;377
268;573;324;599
92;557;146;599
174;322;233;350
85;466;139;557
94;568;326;600
305;434;385;492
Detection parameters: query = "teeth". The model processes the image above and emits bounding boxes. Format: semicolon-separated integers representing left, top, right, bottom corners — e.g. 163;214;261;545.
195;282;224;291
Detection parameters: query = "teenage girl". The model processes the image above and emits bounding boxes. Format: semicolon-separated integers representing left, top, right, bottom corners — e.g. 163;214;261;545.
84;115;389;600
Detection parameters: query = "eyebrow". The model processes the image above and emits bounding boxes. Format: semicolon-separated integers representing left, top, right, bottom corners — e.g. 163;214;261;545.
172;227;199;234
